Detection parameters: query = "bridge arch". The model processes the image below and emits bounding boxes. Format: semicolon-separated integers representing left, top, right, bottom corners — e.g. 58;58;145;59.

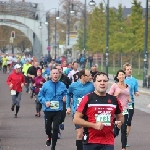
0;15;48;60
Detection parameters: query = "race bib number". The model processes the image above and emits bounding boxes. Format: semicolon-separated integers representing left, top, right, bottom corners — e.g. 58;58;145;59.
95;113;111;126
122;109;128;115
11;90;16;95
50;101;59;109
77;98;82;107
128;103;133;109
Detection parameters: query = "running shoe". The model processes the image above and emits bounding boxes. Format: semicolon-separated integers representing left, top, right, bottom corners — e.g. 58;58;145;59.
11;104;15;111
59;123;64;130
46;137;51;146
58;132;61;139
126;144;130;147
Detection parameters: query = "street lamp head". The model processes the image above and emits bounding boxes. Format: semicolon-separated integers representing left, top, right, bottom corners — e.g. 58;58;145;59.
89;0;96;7
56;16;60;20
45;22;48;25
38;25;42;29
70;3;75;14
70;10;75;14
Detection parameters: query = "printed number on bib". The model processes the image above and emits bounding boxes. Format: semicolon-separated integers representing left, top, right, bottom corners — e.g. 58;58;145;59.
122;109;128;115
50;101;59;109
77;98;82;107
11;90;16;95
128;103;133;109
95;113;111;126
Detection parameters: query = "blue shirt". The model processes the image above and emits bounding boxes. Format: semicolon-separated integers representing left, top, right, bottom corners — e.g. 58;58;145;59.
124;76;138;103
66;80;95;114
38;80;67;111
43;68;50;77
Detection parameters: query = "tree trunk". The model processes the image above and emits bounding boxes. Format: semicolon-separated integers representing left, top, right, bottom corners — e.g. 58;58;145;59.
148;53;150;75
138;51;141;75
113;53;115;72
101;53;103;71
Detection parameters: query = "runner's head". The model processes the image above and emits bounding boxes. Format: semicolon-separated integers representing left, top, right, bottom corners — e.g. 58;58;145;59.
72;61;78;70
123;62;132;77
34;61;39;68
93;72;109;95
68;63;72;68
14;64;21;73
114;69;126;83
91;64;97;72
55;64;63;75
79;69;91;83
37;69;42;76
50;68;60;82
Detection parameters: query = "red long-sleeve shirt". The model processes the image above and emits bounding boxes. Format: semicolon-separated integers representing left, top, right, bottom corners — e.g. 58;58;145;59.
6;71;25;92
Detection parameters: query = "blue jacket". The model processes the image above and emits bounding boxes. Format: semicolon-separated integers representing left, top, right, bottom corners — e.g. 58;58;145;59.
43;68;50;77
38;80;67;111
124;76;138;103
66;80;95;114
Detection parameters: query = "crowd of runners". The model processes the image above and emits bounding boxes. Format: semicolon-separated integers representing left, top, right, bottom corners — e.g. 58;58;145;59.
2;52;139;150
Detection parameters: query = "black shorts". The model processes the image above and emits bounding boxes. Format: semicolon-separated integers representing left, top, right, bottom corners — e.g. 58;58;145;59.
83;144;114;150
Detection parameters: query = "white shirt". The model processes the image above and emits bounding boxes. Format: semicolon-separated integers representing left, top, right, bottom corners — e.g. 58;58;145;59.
68;70;79;82
7;56;13;64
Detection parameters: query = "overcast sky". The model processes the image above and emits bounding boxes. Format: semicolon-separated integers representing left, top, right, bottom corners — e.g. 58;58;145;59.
19;0;146;11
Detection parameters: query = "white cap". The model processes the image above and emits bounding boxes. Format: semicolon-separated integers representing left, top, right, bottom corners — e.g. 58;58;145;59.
14;64;21;69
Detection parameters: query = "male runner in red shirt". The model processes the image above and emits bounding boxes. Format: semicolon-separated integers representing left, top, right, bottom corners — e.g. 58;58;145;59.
73;72;124;150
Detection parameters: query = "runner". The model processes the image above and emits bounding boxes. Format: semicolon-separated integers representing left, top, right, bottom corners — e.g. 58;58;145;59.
7;54;13;73
90;64;98;79
38;68;67;150
27;61;40;97
55;64;71;138
73;72;124;150
68;61;79;82
123;62;140;147
33;69;46;117
109;70;131;150
22;60;32;93
2;54;8;74
66;69;94;150
6;64;25;118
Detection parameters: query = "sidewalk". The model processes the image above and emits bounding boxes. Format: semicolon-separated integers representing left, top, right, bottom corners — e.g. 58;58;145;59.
108;74;150;95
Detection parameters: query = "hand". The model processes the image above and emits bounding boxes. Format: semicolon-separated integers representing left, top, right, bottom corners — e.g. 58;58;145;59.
31;75;35;79
128;99;132;103
40;82;43;84
66;108;71;114
21;83;24;88
63;96;66;102
115;121;122;129
46;101;51;107
33;83;36;87
135;92;140;96
93;122;104;130
9;84;13;88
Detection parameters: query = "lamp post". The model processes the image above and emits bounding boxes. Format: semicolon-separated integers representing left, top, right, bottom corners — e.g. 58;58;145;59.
105;0;109;75
46;14;51;59
54;9;57;60
143;0;149;87
70;0;96;58
39;8;59;60
83;0;87;58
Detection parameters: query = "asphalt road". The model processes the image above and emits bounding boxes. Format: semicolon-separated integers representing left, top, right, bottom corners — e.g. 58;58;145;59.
0;72;150;150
